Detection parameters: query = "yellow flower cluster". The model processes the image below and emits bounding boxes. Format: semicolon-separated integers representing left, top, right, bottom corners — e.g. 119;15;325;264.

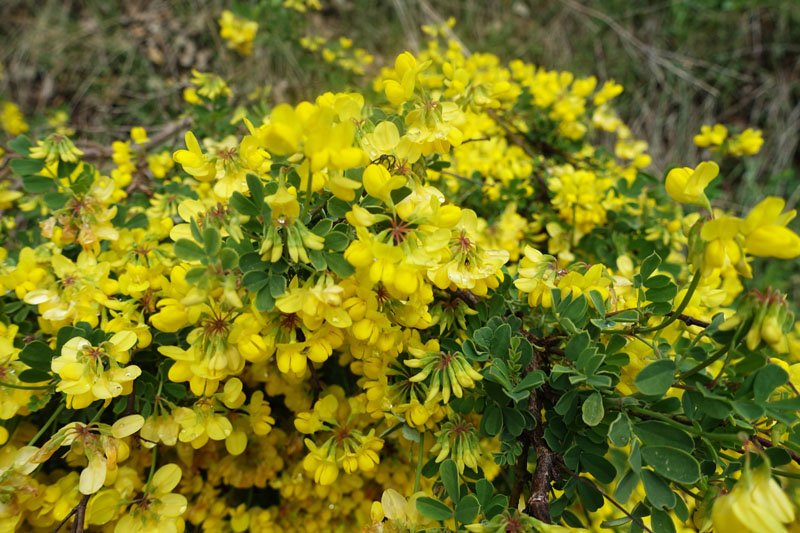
219;10;258;56
694;123;764;156
1;22;798;533
300;36;375;76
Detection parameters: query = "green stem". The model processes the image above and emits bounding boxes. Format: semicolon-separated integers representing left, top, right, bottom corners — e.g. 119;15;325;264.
679;343;731;380
629;406;741;443
635;268;702;334
379;422;403;439
414;432;425;493
0;380;52;390
147;445;158;485
90;405;107;424
27;402;65;446
772;469;800;480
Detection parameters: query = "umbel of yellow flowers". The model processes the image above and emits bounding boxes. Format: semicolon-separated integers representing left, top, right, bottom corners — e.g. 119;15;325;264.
711;458;796;532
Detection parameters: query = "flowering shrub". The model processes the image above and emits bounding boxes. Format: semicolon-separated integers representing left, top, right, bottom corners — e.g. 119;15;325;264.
1;20;799;533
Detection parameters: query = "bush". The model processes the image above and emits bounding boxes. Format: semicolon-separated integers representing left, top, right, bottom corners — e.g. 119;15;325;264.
0;13;799;533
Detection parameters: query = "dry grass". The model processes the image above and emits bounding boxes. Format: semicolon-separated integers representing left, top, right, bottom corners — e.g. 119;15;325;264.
1;0;798;207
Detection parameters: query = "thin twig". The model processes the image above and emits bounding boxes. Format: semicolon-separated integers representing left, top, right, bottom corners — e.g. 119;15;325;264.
77;117;193;159
72;494;89;533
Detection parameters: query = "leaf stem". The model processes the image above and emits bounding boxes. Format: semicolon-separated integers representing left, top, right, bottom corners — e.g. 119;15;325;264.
414;431;425;493
0;380;52;390
635;268;702;334
27;402;65;446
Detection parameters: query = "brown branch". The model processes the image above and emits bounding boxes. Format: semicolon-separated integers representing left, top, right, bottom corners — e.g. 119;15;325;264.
524;346;562;522
77;117;193;159
55;494;89;533
670;313;710;329
71;494;89;533
754;435;800;466
453;289;480;307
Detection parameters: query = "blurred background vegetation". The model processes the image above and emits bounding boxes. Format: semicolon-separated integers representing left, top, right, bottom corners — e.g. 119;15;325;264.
1;0;798;292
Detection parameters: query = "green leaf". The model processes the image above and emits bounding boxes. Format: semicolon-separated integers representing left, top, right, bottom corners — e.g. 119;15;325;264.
184;267;206;285
641;470;676;510
246;174;264;200
401;425;420;443
325;253;355;278
565;332;590;361
481;404;503;436
643;275;672;289
22;175;55;193
651;509;677;533
641;446;700;484
327;197;350;218
43;192;68;210
269;275;286;298
588;290;606;316
455;494;480;523
309;249;327;270
490;324;512;359
645;284;678;303
753;364;789;402
439;460;460;504
243;271;270;292
203;227;222;256
9;135;33;155
20;341;56;371
611;310;640;323
732;400;765;421
640;252;661;280
10;158;45;177
311;219;333;236
230;191;260;216
502;407;526;436
324;231;349;251
561;295;588;322
634;421;694;450
635;360;675;396
614;469;639;503
475;479;493;508
576;479;604;511
582;392;604;427
473;327;493;348
239;252;263;272
608;412;632;447
255;286;275;311
174;239;206;261
581;453;616;484
416;497;453;521
219;248;239;270
18;368;52;383
515;370;545;392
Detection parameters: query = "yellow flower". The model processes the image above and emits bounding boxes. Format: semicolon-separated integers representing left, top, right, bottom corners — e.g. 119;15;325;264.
693;124;728;148
219;10;258;56
665;160;719;210
51;331;141;409
173;131;216;182
115;464;188;533
741;196;800;259
130;126;149;145
712;463;795;533
729;128;764;156
1;101;28;135
361;163;407;205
